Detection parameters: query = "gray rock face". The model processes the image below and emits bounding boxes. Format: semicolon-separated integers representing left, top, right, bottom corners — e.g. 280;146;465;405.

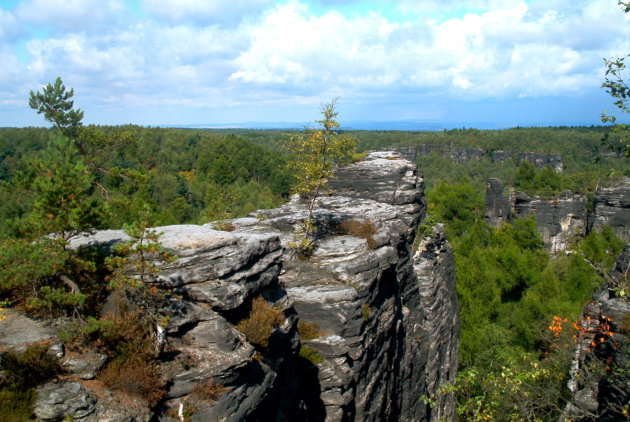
226;151;457;421
25;150;458;421
563;245;630;422
589;177;630;242
490;150;512;162
34;381;97;420
483;178;512;228
0;309;55;352
395;145;564;170
61;351;107;380
513;190;587;253
402;225;459;421
518;152;564;172
446;147;485;163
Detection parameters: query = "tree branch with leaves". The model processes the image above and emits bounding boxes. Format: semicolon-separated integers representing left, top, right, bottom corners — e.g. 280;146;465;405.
601;1;630;158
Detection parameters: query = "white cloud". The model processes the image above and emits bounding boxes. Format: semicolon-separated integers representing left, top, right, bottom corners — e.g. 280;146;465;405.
2;0;630;125
16;0;126;32
0;9;22;41
142;0;274;24
227;0;629;102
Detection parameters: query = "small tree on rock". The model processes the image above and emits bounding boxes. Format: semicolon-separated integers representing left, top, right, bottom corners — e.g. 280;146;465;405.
287;99;357;219
285;99;356;256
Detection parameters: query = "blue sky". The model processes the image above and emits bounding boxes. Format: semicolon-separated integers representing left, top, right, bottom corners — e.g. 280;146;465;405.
0;0;629;129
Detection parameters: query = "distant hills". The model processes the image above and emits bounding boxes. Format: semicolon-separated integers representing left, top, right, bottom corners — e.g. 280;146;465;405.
169;119;606;131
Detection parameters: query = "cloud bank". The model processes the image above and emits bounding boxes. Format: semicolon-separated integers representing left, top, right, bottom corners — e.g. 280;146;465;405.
0;0;628;126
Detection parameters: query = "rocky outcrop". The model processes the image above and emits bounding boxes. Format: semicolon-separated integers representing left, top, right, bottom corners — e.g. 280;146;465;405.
70;225;300;421
490;150;512;163
518;152;564;172
405;226;459;422
230;151;457;421
396;144;564;170
483;178;512;228
512;190;587;253
589;177;630;243
6;151;459;421
563;245;630;422
445;148;485;163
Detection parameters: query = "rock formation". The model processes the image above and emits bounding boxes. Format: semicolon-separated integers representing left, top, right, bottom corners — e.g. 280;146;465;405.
513;190;588;253
563;245;630;421
589;177;630;243
483;178;512;228
395;144;564;171
3;151;459;421
517;152;564;172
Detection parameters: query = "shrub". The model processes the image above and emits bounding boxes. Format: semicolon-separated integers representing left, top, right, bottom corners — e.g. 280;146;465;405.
190;379;228;402
0;343;60;390
0;343;61;422
338;219;378;250
297;320;320;340
0;390;34;422
212;221;236;232
287;218;316;259
299;345;323;365
236;297;285;348
361;304;372;321
98;358;164;407
70;312;155;362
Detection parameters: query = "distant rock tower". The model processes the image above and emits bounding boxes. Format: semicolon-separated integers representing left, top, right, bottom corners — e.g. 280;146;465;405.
483;178;512;228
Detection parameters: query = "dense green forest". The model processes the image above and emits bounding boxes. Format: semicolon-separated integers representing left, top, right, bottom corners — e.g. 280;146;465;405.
1;110;627;420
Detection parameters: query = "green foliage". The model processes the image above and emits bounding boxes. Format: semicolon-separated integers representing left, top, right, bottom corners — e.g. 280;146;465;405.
28;77;84;138
287;99;357;218
297;320;321;340
574;226;625;271
0;343;61;391
430;352;570;422
427;181;483;238
600;2;630;157
236;296;285;349
0;344;62;422
299;345;324;365
0;390;34;422
361;303;372;321
19;139;108;241
287;218;317;259
105;205;175;327
514;162;567;197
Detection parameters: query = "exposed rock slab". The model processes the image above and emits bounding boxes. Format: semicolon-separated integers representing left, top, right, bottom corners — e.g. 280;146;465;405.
513;190;587;253
589;177;630;242
483;178;512;228
563;245;630;422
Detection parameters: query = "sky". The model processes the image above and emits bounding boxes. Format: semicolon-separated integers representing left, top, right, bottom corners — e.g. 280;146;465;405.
0;0;629;129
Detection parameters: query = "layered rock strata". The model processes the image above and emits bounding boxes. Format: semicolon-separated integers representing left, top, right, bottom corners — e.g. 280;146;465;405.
230;151;458;421
513;190;587;253
483;178;512;228
7;151;459;421
563;245;630;422
517;152;563;172
394;144;564;170
589;177;630;243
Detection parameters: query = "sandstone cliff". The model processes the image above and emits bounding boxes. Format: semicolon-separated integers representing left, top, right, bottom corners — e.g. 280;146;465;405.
589;177;630;243
563;245;630;422
482;178;630;253
1;151;459;421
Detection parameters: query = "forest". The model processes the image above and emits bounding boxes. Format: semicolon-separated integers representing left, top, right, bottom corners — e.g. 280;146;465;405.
0;80;628;421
